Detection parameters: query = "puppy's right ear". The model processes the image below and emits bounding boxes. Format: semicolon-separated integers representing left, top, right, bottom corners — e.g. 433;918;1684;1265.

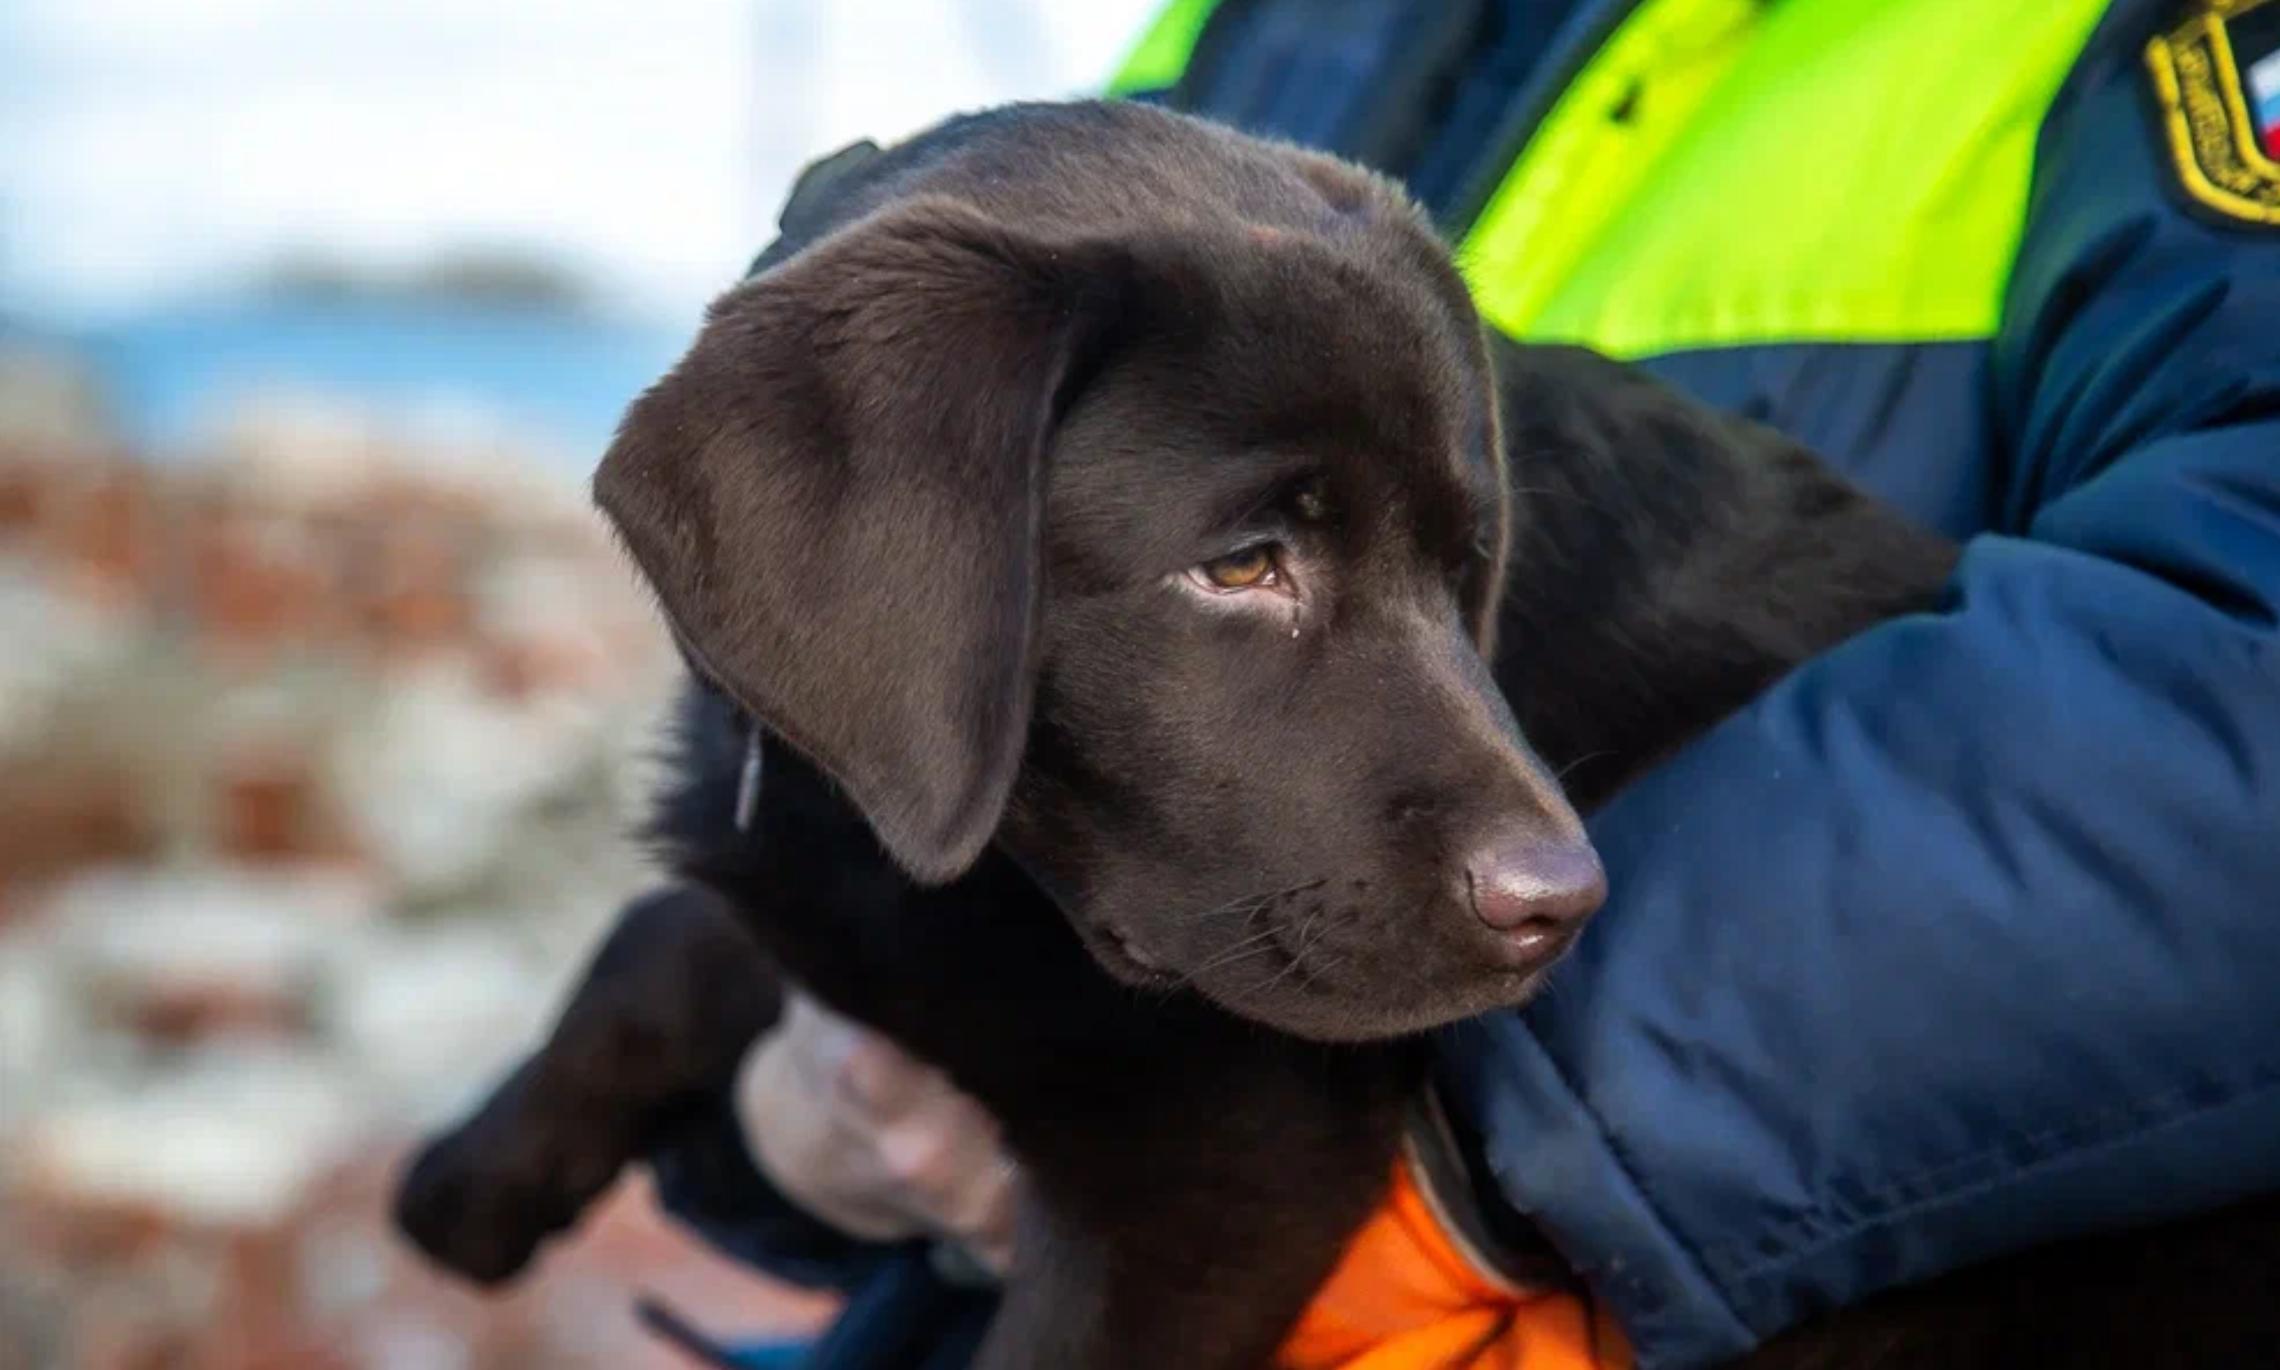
595;197;1133;883
777;138;880;236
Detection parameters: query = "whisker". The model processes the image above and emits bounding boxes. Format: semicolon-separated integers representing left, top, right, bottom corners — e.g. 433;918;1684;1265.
1175;877;1326;922
1254;910;1338;996
1144;878;1339;1001
1553;749;1615;785
1167;927;1284;987
1296;950;1348;993
1159;940;1285;997
1498;451;1619;522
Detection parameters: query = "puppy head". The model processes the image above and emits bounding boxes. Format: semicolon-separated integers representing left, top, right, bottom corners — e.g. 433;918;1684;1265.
597;106;1601;1040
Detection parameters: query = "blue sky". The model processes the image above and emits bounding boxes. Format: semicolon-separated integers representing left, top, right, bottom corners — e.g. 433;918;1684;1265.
2;0;1158;325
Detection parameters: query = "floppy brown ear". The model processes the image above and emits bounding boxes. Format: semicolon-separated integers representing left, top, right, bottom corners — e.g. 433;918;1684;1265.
595;197;1120;883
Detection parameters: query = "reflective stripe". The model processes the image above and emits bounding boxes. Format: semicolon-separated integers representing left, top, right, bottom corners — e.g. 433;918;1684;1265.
1461;0;2110;357
1107;0;1223;95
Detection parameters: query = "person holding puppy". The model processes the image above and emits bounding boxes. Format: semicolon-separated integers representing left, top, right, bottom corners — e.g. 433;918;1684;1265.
659;1;2280;1366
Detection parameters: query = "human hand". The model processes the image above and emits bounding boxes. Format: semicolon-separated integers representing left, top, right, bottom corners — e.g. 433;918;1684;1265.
735;990;1018;1273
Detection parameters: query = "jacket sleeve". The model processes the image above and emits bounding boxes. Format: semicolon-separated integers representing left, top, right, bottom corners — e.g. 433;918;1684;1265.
1438;14;2280;1370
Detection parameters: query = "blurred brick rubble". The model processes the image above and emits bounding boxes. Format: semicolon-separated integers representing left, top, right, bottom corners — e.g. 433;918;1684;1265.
0;346;836;1368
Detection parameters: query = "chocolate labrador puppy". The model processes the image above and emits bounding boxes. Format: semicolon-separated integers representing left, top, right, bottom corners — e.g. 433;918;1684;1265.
396;103;2276;1368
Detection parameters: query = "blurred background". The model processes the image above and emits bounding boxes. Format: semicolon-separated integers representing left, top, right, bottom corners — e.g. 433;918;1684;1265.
0;2;1156;1364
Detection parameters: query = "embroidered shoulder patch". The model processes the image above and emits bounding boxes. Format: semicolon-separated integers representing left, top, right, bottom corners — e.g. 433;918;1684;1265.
2147;0;2280;226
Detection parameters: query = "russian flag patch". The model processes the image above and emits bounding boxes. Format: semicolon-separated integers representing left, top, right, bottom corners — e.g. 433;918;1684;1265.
2249;41;2280;160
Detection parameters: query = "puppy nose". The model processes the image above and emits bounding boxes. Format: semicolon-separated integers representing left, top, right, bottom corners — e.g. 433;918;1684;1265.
1465;837;1606;950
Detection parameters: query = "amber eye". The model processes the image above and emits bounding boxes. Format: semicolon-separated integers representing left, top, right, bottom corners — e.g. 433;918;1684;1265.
1198;544;1279;590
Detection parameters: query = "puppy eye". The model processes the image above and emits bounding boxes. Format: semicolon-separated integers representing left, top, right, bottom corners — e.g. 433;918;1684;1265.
1194;544;1280;591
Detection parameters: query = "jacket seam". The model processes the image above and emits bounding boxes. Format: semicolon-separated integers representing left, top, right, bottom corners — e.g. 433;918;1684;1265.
1525;1030;1757;1346
1711;1062;2274;1267
1711;1070;2280;1290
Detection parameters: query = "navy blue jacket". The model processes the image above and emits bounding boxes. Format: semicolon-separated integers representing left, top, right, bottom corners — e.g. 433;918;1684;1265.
657;3;2280;1366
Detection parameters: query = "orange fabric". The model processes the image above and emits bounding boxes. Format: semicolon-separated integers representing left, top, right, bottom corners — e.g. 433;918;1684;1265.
1276;1158;1629;1370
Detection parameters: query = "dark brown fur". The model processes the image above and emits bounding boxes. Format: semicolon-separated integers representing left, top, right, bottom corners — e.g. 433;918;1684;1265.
395;103;2276;1367
592;104;1588;1044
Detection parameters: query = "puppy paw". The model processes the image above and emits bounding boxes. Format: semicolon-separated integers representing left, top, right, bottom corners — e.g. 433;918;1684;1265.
391;1075;630;1285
